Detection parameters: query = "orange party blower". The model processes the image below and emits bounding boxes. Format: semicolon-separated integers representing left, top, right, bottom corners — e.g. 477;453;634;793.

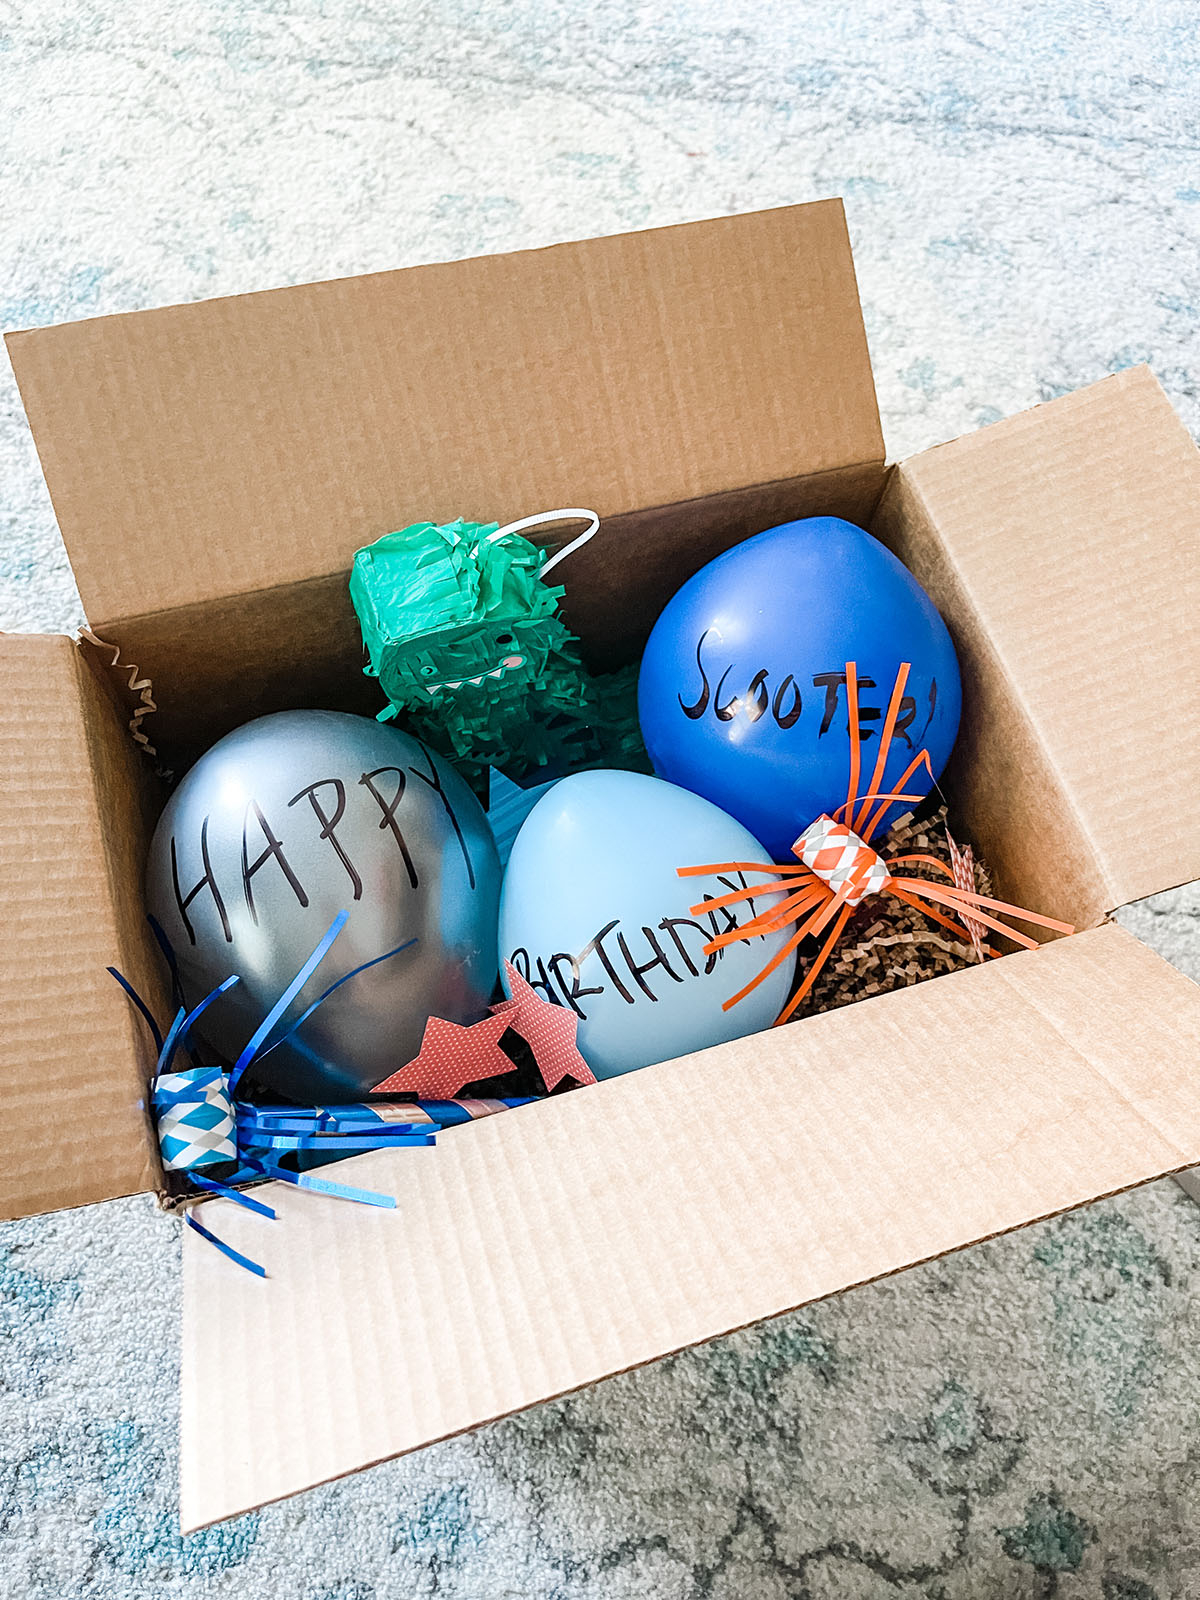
677;662;1074;1025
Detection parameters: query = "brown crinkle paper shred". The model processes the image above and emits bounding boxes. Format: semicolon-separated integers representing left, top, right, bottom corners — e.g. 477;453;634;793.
794;806;994;1019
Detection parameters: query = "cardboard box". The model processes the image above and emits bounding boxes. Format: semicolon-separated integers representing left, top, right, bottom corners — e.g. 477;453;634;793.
3;198;1199;1531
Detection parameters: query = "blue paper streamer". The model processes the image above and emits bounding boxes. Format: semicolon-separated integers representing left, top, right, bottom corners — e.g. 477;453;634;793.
155;1006;188;1080
178;974;240;1050
184;1212;267;1278
188;1172;277;1219
227;912;349;1095
106;966;165;1054
147;912;187;1011
254;935;419;1065
243;1158;397;1209
243;1133;435;1152
153;976;241;1083
234;1098;537;1147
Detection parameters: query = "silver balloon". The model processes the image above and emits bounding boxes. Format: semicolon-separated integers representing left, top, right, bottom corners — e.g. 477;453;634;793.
145;710;500;1100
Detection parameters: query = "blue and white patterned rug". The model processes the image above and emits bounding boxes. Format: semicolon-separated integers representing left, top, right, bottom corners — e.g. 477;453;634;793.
3;3;1200;1595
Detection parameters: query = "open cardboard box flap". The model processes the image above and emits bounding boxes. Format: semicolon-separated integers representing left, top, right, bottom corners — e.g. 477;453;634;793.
183;923;1200;1529
4;200;883;631
878;365;1200;924
0;634;160;1218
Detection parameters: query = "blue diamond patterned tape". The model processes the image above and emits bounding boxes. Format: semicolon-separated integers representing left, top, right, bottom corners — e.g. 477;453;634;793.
153;1068;236;1171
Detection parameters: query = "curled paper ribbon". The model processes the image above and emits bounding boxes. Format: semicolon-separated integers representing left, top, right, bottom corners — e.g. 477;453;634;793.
678;661;1075;1025
79;627;161;761
792;814;891;906
114;918;546;1275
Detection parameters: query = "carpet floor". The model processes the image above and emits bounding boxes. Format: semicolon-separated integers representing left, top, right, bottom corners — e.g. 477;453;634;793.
3;2;1199;1595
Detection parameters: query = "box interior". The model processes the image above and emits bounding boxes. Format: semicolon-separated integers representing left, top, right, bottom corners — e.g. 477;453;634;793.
79;359;1200;1110
15;377;1177;1220
81;445;1087;955
98;459;889;761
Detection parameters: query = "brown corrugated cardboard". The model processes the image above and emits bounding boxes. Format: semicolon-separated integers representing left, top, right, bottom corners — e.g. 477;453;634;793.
0;635;163;1217
5;200;882;637
2;198;1198;1528
181;924;1200;1530
876;366;1200;927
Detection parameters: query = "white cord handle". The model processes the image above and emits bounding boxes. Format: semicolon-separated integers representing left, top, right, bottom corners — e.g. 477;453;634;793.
487;507;601;578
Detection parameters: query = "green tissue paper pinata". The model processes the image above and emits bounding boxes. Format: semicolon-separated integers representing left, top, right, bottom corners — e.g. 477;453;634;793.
349;515;646;786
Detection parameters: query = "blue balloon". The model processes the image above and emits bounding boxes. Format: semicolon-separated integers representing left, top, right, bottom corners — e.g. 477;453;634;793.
638;517;961;859
498;770;796;1079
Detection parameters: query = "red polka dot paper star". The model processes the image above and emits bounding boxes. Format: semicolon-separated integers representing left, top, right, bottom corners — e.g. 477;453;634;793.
369;961;596;1098
371;1011;512;1098
491;960;596;1091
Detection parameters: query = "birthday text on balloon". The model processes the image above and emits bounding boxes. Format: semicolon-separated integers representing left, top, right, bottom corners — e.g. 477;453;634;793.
509;875;768;1017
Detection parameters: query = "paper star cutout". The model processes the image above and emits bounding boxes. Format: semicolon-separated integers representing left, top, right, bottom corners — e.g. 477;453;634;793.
492;960;596;1091
372;1011;512;1098
369;963;597;1099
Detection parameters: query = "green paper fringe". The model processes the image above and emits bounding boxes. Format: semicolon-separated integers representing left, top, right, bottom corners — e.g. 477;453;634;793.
350;519;648;786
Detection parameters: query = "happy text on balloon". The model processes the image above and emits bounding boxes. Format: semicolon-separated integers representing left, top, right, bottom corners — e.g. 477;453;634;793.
168;747;479;945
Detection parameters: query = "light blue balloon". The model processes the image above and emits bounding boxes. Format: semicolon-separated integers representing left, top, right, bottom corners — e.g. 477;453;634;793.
498;769;797;1080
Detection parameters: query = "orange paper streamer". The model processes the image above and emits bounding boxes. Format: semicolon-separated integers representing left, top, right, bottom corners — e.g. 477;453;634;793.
677;661;1074;1025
